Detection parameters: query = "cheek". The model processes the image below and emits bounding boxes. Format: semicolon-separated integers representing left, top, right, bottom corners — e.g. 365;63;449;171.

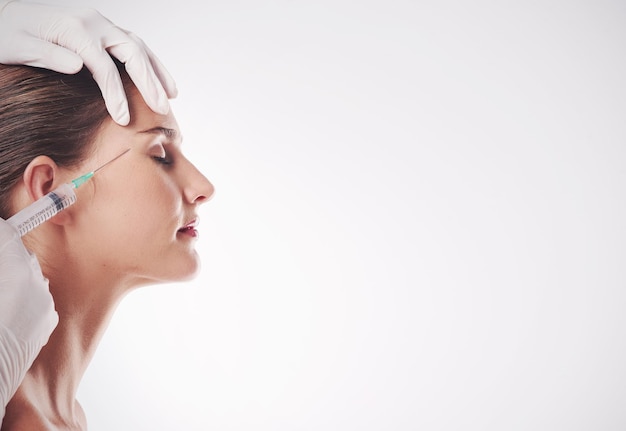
81;170;180;240
115;177;181;236
70;173;200;282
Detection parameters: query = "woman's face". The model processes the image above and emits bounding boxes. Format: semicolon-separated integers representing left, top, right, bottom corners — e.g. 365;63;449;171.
65;89;214;285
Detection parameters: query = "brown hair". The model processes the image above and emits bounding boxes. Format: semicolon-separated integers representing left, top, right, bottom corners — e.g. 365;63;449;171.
0;62;129;218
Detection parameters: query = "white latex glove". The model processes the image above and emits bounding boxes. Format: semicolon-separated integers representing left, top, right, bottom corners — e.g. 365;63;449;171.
0;219;58;422
0;0;178;126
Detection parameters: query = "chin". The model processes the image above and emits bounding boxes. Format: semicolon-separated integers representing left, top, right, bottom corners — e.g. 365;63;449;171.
162;251;202;282
130;252;202;287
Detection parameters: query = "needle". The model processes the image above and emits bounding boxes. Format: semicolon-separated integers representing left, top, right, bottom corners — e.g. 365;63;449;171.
71;148;131;188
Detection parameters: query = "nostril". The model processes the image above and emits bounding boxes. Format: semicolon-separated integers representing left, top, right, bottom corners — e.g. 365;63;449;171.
195;182;215;204
183;166;214;204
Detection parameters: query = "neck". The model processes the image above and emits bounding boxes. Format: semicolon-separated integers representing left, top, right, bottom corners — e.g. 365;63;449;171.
27;286;122;406
16;238;133;426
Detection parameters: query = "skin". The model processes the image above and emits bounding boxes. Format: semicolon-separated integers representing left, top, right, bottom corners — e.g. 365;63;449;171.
1;88;214;430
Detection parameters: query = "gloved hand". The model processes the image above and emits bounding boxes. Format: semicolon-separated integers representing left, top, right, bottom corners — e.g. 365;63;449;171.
0;218;58;421
0;0;178;126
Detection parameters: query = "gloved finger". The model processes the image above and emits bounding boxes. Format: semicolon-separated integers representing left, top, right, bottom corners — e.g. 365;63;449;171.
0;37;84;74
108;32;170;115
83;49;130;126
74;32;131;125
14;38;84;74
148;52;178;99
129;32;178;99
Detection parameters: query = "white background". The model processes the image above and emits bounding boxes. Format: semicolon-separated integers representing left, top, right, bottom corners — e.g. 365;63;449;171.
36;0;626;429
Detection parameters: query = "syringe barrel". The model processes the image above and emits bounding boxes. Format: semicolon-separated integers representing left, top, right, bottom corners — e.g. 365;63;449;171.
6;183;77;237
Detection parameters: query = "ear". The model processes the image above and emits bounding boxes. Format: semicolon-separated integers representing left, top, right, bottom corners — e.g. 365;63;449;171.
23;156;57;200
21;156;73;226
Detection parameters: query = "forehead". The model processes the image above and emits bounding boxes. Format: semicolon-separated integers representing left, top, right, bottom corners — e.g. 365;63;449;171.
127;86;180;133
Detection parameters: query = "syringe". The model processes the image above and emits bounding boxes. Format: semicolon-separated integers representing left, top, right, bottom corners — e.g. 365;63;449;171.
7;148;131;237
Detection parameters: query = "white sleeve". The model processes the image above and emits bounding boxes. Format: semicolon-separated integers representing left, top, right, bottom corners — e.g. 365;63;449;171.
0;220;57;423
0;326;41;422
0;1;15;15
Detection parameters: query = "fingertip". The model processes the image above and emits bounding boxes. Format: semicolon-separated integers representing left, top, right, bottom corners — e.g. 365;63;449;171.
108;102;130;126
64;55;85;74
167;83;178;99
142;86;171;115
113;110;131;126
156;94;171;115
100;79;131;125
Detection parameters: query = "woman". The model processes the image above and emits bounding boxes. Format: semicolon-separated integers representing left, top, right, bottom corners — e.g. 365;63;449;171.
0;2;180;422
0;61;213;429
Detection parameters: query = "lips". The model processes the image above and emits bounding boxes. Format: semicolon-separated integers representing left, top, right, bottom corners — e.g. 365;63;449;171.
178;218;199;238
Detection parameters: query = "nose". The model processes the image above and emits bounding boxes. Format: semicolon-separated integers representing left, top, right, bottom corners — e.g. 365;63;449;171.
182;160;214;205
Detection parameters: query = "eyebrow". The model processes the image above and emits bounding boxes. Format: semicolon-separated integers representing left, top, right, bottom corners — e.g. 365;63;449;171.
137;126;179;140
